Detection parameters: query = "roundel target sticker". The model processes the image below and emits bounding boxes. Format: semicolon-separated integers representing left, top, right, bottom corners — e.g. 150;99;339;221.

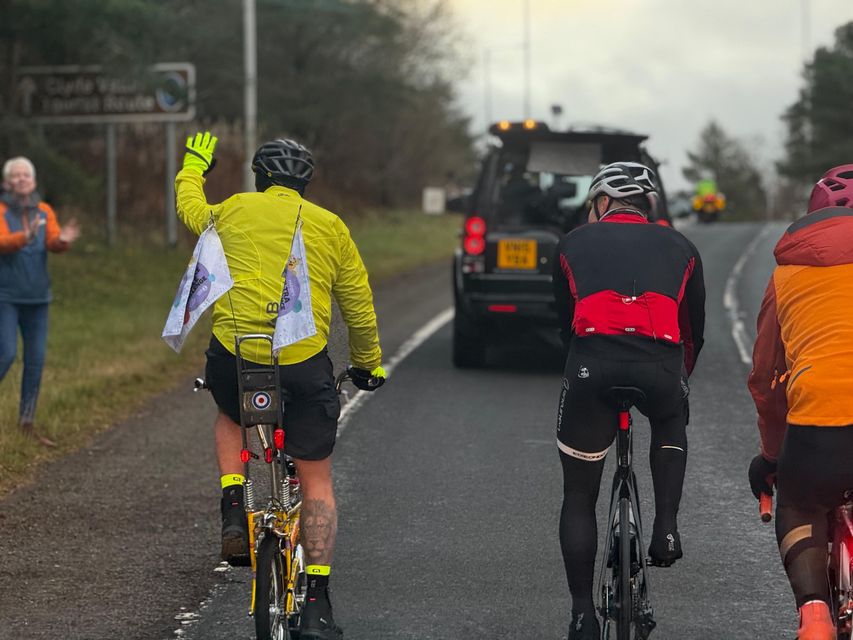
251;391;272;411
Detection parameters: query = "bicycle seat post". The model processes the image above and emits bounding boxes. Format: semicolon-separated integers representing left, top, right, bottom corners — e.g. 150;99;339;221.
606;386;646;476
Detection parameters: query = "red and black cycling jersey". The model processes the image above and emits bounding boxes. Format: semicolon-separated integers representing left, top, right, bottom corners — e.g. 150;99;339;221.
552;212;706;375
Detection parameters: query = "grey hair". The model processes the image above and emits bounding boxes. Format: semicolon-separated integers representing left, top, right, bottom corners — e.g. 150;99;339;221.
2;157;36;181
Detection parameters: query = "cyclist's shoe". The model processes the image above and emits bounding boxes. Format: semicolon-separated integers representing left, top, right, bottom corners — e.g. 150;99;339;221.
797;600;835;640
567;610;600;640
648;523;682;567
299;591;343;640
220;487;250;567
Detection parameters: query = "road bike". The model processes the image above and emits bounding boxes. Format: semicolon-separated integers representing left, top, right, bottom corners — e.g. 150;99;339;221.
761;491;853;638
195;334;354;640
597;386;656;640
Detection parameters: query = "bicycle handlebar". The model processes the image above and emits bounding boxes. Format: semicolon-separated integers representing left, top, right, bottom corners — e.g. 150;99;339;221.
759;493;773;523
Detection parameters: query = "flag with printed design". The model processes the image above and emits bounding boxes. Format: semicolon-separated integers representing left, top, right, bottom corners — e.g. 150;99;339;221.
162;225;233;353
273;220;317;355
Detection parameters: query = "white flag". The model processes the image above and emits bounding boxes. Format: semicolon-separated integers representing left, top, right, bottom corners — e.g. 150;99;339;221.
273;221;318;355
162;225;233;353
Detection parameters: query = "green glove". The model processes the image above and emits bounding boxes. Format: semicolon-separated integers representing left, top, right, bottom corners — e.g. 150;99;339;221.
183;131;218;176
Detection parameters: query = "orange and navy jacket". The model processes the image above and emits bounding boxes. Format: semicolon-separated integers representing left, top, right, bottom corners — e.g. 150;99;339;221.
552;211;706;374
0;195;69;303
748;207;853;461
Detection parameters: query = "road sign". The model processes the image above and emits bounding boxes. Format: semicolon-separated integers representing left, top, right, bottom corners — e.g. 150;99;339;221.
13;63;195;123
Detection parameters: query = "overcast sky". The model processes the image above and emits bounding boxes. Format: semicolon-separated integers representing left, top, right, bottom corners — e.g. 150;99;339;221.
449;0;853;192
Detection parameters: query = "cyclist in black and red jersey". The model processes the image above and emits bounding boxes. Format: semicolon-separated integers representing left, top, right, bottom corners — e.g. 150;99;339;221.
552;162;706;639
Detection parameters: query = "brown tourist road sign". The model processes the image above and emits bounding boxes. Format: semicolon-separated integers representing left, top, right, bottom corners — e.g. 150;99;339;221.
13;62;195;124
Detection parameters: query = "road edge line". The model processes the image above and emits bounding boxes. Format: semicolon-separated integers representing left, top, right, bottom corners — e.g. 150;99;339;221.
722;224;773;366
336;306;454;434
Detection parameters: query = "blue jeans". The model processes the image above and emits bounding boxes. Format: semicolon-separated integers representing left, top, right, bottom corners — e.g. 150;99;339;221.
0;302;49;424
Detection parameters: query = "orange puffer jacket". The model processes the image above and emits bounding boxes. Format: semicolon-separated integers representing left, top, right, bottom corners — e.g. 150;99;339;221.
748;208;853;461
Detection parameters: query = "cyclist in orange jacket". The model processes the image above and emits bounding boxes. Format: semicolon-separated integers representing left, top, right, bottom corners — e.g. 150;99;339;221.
748;165;853;640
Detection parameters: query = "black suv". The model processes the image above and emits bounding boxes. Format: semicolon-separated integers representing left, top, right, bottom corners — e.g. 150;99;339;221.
451;120;669;367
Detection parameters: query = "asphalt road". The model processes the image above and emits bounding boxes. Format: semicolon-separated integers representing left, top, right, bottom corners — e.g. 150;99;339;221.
0;220;799;640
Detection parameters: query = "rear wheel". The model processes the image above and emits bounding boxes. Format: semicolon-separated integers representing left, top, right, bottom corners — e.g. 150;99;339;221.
452;310;486;368
617;497;632;640
255;534;290;640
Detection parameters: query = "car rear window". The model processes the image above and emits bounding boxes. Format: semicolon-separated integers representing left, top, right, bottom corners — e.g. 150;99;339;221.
487;141;597;231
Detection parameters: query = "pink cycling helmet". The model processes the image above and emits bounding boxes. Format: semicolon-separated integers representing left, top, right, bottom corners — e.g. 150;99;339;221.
808;164;853;213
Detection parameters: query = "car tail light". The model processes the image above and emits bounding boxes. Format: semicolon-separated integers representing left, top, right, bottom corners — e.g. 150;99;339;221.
463;216;486;256
488;304;517;313
465;216;486;236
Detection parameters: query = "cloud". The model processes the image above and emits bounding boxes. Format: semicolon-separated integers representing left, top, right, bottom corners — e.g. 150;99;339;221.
451;0;853;190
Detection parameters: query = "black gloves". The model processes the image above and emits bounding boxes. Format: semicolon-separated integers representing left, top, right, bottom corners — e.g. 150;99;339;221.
348;365;386;392
748;454;777;500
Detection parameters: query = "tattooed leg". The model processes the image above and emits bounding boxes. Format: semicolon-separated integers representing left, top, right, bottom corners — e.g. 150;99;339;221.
294;456;337;565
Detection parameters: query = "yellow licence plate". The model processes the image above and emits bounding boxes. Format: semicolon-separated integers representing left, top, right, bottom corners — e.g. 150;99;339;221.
497;239;537;269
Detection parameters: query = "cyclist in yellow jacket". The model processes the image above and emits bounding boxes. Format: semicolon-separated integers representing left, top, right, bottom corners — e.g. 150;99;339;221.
176;132;385;640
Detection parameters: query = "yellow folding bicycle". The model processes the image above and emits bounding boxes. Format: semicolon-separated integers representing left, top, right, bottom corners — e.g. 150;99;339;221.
230;334;353;640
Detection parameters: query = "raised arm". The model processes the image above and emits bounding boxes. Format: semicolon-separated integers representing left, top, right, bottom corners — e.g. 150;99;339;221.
175;132;221;235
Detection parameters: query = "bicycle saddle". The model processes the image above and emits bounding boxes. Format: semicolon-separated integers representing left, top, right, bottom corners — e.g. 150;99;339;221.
605;386;646;411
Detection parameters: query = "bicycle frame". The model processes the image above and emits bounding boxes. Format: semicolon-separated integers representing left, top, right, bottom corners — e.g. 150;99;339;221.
234;335;305;622
831;501;853;637
598;405;655;639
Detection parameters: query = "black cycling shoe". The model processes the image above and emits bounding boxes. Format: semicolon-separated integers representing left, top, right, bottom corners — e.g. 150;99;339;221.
299;591;343;640
567;610;600;640
220;490;250;567
647;524;682;567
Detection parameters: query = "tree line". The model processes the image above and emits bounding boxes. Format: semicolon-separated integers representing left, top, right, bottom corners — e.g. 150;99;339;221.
0;0;474;237
682;21;853;220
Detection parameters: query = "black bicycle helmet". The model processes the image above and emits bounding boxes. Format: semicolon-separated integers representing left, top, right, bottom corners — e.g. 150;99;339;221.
251;138;314;186
588;162;659;201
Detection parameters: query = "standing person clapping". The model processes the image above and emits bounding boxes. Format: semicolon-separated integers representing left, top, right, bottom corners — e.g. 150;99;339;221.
0;157;80;446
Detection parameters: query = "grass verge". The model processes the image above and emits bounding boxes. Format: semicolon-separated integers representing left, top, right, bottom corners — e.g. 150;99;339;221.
0;210;461;494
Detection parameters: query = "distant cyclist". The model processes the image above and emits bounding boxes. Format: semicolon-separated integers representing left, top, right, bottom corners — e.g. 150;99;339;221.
748;165;853;640
175;132;386;640
552;162;706;639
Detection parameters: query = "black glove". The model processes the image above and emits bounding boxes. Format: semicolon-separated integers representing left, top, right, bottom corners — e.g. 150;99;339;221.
748;454;777;500
348;365;386;392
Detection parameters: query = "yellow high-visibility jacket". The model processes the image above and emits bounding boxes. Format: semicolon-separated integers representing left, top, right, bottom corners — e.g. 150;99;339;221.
175;169;382;368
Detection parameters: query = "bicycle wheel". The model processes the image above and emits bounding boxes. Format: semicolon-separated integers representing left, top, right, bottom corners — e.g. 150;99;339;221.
617;497;632;640
255;534;290;640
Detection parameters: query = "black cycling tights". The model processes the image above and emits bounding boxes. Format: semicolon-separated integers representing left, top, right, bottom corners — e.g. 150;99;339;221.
559;441;686;614
775;425;853;608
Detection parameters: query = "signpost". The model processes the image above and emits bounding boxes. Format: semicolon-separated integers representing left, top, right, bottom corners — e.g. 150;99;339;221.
12;63;196;246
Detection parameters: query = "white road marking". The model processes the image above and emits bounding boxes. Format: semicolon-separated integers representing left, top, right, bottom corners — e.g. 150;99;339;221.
723;225;774;366
337;306;454;433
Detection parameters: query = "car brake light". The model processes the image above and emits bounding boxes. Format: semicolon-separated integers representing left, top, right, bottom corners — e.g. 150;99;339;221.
463;216;486;256
488;304;517;313
465;216;486;236
464;235;485;255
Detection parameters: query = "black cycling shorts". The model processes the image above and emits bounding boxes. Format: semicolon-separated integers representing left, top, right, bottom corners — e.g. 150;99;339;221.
204;337;341;461
556;346;687;462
